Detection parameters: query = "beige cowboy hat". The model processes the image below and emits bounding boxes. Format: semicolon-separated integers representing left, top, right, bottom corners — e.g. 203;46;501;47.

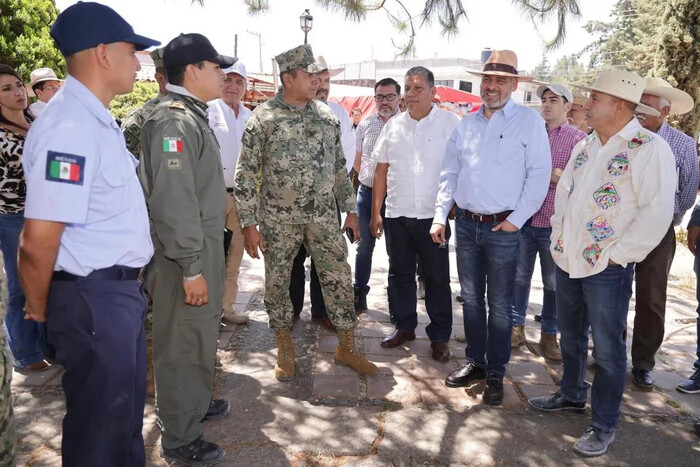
466;50;533;82
573;68;659;116
315;56;344;78
26;67;63;97
643;77;694;115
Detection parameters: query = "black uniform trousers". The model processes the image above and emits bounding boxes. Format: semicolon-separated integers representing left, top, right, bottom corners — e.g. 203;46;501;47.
47;267;147;467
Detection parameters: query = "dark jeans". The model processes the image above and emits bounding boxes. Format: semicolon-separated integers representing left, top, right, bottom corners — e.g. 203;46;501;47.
455;211;520;378
632;224;675;370
354;184;386;294
0;213;48;367
512;223;557;334
557;264;633;432
694;243;700;369
384;217;452;342
48;276;147;466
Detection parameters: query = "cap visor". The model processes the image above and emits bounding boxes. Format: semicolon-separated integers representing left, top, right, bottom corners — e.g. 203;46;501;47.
129;33;161;51
213;55;237;67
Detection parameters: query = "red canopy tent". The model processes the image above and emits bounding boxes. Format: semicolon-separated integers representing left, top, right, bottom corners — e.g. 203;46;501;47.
335;85;482;119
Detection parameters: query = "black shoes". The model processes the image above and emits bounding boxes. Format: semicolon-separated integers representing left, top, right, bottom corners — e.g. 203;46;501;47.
482;375;504;406
160;437;225;466
445;361;487;388
631;368;654;390
202;399;230;421
354;288;367;313
528;390;586;413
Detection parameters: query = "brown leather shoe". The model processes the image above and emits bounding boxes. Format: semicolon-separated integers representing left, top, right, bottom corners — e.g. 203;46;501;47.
312;317;337;332
381;329;416;348
431;342;451;362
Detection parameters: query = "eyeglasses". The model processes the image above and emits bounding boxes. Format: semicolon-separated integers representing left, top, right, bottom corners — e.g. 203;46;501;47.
44;85;60;92
374;94;397;102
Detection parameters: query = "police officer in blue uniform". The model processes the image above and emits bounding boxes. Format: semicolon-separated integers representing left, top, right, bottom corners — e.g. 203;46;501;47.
18;3;158;466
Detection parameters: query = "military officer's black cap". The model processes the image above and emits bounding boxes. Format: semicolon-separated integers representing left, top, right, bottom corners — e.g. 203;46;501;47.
163;33;237;68
51;2;160;57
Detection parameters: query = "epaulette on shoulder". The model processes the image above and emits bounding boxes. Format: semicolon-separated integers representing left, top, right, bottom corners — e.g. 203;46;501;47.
169;101;187;111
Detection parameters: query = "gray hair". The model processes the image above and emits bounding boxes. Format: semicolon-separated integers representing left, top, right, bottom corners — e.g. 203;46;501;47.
658;96;671;110
405;66;434;87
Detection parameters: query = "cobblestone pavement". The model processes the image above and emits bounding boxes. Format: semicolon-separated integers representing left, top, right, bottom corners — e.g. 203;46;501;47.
11;231;700;466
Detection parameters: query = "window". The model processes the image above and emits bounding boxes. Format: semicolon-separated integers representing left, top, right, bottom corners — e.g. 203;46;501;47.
458;80;473;93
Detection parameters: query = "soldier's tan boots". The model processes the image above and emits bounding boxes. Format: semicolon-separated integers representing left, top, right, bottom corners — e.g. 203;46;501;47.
334;329;378;375
275;331;295;381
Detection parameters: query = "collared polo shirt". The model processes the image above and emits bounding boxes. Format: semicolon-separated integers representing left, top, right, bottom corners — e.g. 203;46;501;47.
23;75;153;276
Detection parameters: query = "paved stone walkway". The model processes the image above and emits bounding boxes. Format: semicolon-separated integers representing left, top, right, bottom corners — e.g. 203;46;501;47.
11;232;700;465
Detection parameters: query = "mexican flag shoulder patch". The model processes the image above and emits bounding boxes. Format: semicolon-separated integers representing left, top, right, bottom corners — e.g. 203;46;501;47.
163;136;183;153
45;151;85;185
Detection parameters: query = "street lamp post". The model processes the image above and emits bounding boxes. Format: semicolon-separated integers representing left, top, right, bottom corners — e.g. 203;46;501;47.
299;9;313;45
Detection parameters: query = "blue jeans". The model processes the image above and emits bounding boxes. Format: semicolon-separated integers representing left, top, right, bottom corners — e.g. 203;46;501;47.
512;223;557;334
384;217;452;342
455;211;520;377
0;213;46;367
694;249;700;368
353;184;385;294
557;264;633;432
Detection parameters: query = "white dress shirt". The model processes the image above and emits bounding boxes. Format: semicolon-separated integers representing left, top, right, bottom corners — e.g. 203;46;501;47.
208;99;252;187
29;100;47;116
374;105;460;219
551;118;675;278
326;100;356;173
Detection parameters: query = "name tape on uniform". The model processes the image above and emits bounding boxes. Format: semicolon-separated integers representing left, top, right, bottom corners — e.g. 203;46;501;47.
163;137;183;153
45;151;86;185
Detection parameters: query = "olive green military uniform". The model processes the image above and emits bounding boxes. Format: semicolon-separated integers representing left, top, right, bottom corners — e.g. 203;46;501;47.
121;47;166;159
138;90;226;449
234;45;358;332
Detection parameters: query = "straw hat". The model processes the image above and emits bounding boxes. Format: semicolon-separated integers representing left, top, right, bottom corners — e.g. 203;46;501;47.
315;56;344;77
573;69;659;116
642;77;694;115
467;50;533;82
26;68;63;97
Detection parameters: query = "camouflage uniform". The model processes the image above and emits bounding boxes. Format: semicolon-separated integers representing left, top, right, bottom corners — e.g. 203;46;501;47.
234;45;358;331
0;323;14;464
121;48;166;158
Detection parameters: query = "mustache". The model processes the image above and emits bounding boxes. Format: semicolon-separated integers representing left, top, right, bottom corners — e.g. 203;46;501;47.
636;113;647;122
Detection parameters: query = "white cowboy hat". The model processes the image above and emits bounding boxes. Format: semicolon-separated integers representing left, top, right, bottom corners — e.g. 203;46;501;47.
642;77;694;115
26;68;63;97
573;69;659;116
315;56;344;78
466;50;533;82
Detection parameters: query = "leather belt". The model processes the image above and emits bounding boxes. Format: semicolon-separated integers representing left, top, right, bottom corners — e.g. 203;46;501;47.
226;187;234;193
52;265;142;282
463;209;513;223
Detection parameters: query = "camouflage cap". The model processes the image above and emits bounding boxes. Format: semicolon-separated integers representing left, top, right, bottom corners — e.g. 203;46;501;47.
275;44;323;73
149;47;164;69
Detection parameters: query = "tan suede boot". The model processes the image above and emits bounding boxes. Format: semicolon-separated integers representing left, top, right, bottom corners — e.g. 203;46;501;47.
275;330;295;381
539;333;562;361
511;325;526;348
334;329;378;375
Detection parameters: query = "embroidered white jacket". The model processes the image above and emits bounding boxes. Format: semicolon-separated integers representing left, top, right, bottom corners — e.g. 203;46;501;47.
550;118;675;278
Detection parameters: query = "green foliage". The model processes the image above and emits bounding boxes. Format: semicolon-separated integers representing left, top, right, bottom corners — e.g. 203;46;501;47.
109;82;158;121
583;0;700;138
0;0;64;79
652;0;700;138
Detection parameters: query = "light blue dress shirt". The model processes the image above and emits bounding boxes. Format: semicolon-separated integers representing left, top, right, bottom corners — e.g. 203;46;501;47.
23;76;153;276
434;98;552;228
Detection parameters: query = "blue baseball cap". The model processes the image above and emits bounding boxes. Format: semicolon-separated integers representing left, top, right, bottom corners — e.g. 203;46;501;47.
50;2;160;57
